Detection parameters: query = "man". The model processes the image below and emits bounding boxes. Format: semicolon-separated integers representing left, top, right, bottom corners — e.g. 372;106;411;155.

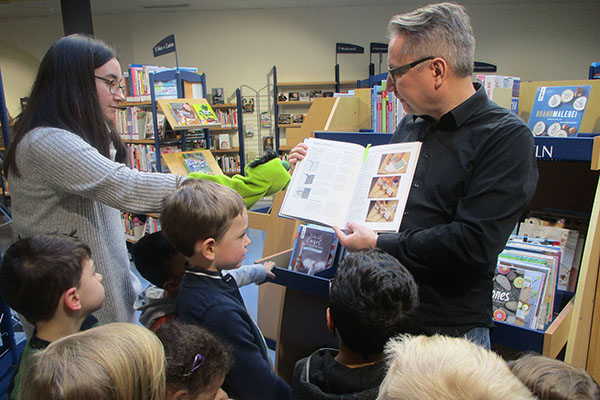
289;2;538;348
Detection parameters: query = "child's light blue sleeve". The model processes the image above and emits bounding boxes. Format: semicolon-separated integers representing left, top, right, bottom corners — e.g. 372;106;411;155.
227;264;267;287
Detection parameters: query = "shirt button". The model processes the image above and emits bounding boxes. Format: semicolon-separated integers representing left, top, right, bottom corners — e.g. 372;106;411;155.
413;183;420;188
404;211;409;216
423;153;430;158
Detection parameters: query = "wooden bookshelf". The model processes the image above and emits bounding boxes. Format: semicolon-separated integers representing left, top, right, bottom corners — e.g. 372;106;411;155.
117;101;151;107
277;81;356;87
278;101;312;106
211;103;236;109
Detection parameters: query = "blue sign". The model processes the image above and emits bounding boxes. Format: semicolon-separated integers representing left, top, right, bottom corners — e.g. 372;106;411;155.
153;34;176;57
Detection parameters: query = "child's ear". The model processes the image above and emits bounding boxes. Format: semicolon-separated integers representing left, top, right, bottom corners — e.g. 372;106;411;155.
64;287;81;311
196;238;216;261
326;307;334;332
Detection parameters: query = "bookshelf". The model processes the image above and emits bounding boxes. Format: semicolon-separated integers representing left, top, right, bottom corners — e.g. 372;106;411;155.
270;65;357;152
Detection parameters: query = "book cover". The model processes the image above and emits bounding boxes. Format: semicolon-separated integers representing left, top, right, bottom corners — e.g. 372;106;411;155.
299;92;310;101
242;97;255;113
218;134;231;150
288;224;337;275
292;114;304;124
528;85;591;137
280;137;421;232
310;90;322;99
288;92;300;101
278;92;288;102
493;260;548;330
211;87;224;104
181;152;214;174
158;99;220;130
168;102;201;126
278;113;292;124
191;102;219;125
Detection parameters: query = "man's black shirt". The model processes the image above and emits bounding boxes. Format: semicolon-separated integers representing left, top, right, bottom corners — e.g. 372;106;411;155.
377;86;538;336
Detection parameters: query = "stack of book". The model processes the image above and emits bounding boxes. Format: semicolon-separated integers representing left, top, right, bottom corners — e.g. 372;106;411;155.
492;221;584;331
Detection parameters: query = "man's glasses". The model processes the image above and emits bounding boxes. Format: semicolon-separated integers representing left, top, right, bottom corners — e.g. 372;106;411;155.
387;56;435;80
94;75;125;95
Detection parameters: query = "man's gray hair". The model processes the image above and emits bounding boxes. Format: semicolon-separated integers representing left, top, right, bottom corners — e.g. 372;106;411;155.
387;2;475;77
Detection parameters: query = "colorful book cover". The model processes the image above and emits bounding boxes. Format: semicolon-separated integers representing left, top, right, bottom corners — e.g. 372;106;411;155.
181;152;214;174
191;103;219;125
168;103;202;126
288;224;337;275
528;85;591;137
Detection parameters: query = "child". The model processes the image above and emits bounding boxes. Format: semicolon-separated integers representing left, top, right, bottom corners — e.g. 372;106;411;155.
19;322;165;400
0;234;104;400
161;179;291;400
133;231;276;331
132;231;186;330
292;248;419;399
155;320;233;400
509;353;600;399
377;334;536;400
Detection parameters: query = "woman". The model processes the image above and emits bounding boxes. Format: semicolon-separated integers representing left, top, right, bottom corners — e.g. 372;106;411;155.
4;34;182;324
19;323;165;400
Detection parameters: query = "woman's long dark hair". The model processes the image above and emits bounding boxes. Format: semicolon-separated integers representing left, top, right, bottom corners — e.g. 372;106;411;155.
4;34;127;177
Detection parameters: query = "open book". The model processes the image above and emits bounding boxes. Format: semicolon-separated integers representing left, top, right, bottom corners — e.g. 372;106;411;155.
280;137;421;232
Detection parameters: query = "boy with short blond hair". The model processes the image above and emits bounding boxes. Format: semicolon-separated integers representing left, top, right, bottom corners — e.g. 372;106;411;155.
0;234;104;400
161;179;291;400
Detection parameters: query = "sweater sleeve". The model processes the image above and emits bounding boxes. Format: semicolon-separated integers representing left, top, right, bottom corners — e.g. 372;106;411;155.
226;264;267;288
22;128;181;214
203;306;290;400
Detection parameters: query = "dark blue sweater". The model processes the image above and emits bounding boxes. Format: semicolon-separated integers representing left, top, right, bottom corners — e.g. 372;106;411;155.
176;268;291;400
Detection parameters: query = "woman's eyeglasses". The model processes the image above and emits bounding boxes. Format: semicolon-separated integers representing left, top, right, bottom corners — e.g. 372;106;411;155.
94;75;125;95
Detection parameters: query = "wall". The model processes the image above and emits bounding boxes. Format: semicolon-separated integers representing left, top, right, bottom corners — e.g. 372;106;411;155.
0;1;599;117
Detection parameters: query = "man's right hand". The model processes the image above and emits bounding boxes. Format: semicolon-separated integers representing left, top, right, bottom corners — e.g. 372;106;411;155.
333;221;378;252
287;143;308;172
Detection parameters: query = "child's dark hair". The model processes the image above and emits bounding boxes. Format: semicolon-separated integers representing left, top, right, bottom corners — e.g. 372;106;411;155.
328;248;418;359
131;231;178;289
509;354;600;400
154;320;233;396
0;234;91;323
160;179;246;257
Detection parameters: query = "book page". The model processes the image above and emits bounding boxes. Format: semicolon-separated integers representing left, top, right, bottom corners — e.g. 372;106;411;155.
279;138;364;227
346;142;421;232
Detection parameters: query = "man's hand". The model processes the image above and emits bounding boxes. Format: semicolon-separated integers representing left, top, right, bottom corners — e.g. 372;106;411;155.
332;221;378;252
263;261;276;279
287;143;308;173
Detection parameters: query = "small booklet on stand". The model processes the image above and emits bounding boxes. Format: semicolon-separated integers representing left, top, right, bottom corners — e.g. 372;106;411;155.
279;137;421;232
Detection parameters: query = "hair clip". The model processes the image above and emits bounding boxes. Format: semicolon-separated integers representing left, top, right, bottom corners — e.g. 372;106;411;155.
183;353;205;376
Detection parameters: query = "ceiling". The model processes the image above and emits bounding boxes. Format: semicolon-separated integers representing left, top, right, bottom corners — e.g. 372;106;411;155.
0;0;593;19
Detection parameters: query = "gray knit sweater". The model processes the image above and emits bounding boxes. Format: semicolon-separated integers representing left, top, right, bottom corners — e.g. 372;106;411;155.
9;127;181;324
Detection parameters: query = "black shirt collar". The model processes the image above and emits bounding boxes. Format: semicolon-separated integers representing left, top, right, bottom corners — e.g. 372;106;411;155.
414;83;486;132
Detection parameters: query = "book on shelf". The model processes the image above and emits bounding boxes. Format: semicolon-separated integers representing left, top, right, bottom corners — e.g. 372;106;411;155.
309;90;322;99
527;85;590;137
218;134;231;150
288;92;300;101
125;64;199;102
476;75;520;114
517;222;580;291
157;98;220;130
292;113;304;124
211;88;224;104
278;92;288;102
161;150;223;176
299;92;310;101
278;113;292;124
279;137;421;232
322;91;334;98
492;257;550;330
288;224;338;275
